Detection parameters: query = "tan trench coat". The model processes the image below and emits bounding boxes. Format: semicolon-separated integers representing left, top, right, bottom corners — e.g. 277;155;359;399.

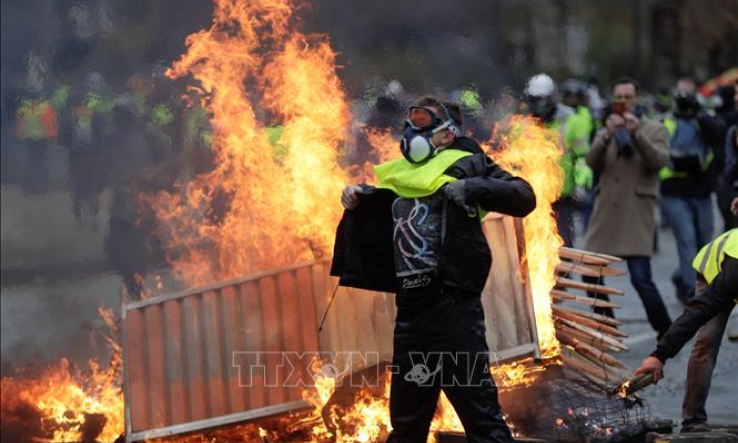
584;117;669;257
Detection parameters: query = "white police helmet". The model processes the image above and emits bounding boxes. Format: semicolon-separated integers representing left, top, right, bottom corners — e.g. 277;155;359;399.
525;74;557;98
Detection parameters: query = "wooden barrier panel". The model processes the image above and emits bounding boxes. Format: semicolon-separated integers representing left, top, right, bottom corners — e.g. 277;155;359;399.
123;260;396;441
481;214;540;363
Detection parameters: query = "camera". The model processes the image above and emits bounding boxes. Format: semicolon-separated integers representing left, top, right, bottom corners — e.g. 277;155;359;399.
611;101;626;116
674;91;700;118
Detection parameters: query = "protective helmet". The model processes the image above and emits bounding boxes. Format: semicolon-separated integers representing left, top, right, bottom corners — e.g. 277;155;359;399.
525;74;557;98
384;80;404;99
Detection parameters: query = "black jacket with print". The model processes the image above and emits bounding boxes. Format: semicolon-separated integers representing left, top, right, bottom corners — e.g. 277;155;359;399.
330;137;537;295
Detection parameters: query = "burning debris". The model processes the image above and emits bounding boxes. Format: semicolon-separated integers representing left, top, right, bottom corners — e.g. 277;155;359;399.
0;308;124;443
610;373;657;399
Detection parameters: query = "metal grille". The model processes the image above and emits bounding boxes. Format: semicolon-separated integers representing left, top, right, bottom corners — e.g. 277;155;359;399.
501;375;653;443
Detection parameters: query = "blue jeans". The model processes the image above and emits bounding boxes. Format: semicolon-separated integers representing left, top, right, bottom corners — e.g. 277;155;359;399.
682;278;734;427
661;196;714;294
584;256;672;335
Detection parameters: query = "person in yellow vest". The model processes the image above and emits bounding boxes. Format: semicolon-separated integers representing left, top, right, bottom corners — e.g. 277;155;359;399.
66;74;115;227
659;82;726;305
562;78;596;230
182;104;214;176
458;87;490;141
334;97;536;443
15;95;59;194
636;204;738;431
523;74;579;247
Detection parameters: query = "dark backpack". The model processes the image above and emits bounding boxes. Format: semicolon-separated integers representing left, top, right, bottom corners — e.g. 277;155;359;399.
669;118;707;173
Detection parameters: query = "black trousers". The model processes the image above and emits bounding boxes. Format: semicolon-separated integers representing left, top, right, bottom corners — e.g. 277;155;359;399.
386;287;513;443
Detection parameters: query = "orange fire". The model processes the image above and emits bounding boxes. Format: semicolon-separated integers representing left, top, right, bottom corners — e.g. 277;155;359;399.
618;380;632;398
352;127;400;183
150;0;563;363
300;360;468;443
490;357;547;389
148;0;352;287
298;361;525;442
428;393;464;439
0;308;124;442
489;115;564;362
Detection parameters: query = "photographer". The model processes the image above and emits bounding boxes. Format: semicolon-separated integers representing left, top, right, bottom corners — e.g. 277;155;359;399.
583;77;672;338
660;78;726;304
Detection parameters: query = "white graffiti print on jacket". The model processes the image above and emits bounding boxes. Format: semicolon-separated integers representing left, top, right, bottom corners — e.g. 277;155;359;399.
391;195;443;277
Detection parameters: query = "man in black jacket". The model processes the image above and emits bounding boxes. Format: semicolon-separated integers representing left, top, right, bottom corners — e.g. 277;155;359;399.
635;218;737;431
333;97;536;443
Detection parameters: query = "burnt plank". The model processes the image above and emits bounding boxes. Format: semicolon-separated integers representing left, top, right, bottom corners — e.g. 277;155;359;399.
221;285;247;414
240;280;266;409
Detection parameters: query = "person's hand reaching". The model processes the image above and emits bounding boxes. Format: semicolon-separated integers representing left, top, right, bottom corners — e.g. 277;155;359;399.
634;356;664;384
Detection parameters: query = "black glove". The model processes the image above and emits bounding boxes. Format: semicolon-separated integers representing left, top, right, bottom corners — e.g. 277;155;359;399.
444;180;477;217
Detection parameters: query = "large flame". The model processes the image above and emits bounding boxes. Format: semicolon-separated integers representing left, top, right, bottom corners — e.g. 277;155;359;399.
0;308;124;442
489;115;564;360
149;0;351;287
150;0;564;364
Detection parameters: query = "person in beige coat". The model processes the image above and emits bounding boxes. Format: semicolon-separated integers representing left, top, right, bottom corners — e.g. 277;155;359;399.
583;77;673;337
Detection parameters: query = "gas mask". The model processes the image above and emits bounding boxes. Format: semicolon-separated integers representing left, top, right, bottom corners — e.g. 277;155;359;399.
525;95;555;120
400;104;461;164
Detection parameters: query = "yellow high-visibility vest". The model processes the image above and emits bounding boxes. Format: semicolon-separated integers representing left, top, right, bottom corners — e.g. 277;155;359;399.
692;229;738;284
374;149;472;198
